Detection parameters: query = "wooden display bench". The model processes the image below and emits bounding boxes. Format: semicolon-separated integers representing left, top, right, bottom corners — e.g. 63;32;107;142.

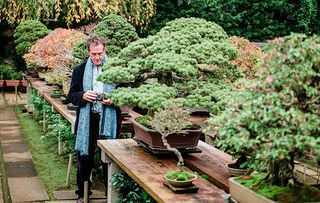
98;139;229;203
24;75;138;134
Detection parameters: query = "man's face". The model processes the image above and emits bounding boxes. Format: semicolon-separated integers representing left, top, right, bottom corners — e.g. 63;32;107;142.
89;44;105;67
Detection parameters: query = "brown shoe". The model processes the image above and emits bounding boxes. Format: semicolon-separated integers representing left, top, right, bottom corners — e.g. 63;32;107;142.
76;197;84;203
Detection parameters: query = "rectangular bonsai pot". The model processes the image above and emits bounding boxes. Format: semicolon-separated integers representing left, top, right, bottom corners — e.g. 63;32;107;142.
229;177;275;203
130;118;202;150
5;80;20;87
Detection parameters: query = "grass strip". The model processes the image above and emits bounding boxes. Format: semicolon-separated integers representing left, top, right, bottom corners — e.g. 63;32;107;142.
0;138;12;203
14;106;76;199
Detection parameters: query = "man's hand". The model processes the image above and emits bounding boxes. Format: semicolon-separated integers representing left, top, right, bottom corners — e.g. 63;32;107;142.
101;98;113;106
83;91;97;102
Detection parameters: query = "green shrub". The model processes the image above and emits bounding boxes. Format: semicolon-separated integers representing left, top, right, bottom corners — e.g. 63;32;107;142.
111;173;155;203
212;33;320;186
13;20;50;56
0;63;22;80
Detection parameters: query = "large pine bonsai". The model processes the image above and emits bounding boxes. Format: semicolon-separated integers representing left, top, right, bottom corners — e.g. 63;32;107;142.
99;17;241;115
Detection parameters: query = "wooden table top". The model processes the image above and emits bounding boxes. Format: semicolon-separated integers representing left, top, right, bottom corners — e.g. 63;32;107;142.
25;76;138;126
98;139;227;203
184;141;233;192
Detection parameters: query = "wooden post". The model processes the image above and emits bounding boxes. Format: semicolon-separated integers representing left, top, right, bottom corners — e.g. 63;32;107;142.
66;154;72;187
101;152;122;203
43;109;46;132
15;86;18;104
58;137;61;155
303;164;306;183
317;167;319;183
58;117;61;155
84;181;89;203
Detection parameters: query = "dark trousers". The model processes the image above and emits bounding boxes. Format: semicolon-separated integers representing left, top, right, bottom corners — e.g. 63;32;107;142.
76;112;108;198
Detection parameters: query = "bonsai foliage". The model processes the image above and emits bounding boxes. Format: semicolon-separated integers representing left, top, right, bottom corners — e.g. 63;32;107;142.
149;104;192;168
73;14;138;62
212;33;320;186
24;28;85;74
0;0;155;28
100;18;240;114
229;36;264;79
13;20;51;56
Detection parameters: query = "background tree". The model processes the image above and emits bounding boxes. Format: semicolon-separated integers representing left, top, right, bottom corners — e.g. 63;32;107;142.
144;0;320;41
0;0;156;28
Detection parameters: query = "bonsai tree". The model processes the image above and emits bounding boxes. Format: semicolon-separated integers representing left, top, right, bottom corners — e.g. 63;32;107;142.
149;104;197;182
212;33;320;186
99;17;241;115
13;20;51;56
24;28;86;86
72;14;139;63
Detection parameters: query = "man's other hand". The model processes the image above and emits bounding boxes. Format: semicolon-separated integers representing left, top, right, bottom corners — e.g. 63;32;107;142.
83;91;96;102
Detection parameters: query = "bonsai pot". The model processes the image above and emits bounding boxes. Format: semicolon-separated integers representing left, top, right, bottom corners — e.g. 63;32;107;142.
5;80;20;87
131;118;202;150
164;174;197;188
67;104;78;111
21;80;27;87
60;96;68;104
229;177;275;203
226;163;247;176
50;92;64;98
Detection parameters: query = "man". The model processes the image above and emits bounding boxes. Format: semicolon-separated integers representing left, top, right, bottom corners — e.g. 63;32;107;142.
67;36;122;203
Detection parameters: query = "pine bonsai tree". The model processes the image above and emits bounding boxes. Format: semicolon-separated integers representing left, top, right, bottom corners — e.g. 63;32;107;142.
99;17;241;115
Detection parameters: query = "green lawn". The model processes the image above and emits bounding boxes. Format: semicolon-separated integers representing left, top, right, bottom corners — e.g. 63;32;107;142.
14;106;77;199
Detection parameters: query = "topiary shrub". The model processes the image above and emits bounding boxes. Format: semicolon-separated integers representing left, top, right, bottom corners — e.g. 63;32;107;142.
13;20;51;56
72;14;139;63
99;17;240;115
212;33;320;186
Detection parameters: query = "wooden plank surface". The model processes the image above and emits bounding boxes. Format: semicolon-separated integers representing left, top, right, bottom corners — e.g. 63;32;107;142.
25;76;137;127
184;141;233;192
98;139;227;203
188;115;216;138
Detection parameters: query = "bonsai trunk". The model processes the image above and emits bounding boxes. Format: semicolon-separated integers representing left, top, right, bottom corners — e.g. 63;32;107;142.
268;154;295;186
161;132;184;169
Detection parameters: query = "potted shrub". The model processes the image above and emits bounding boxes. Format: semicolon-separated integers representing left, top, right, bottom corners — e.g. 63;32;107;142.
211;33;320;202
0;63;22;86
149;104;198;188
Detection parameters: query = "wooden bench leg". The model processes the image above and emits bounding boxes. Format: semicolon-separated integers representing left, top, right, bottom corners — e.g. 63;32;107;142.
84;181;89;203
101;152;122;203
66;154;72;187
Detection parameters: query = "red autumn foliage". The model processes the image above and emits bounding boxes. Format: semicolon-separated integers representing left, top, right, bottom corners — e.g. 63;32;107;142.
24;28;85;72
229;36;265;79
